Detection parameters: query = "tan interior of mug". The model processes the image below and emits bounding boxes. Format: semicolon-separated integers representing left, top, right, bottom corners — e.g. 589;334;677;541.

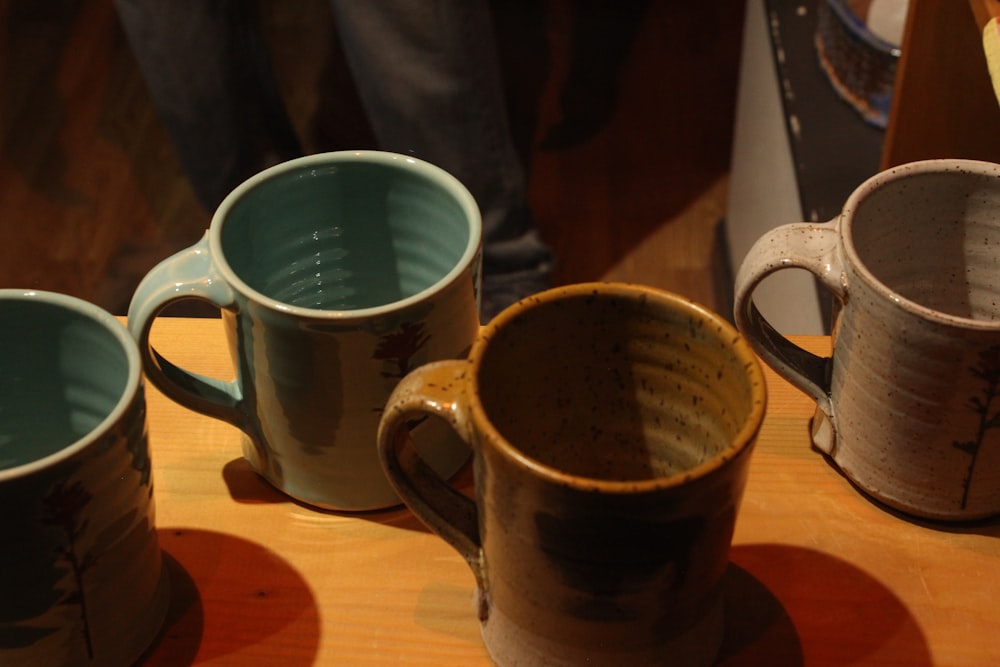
475;288;763;482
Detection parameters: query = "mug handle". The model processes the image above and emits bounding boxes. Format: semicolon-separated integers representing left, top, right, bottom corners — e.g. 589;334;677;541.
733;220;844;426
127;232;250;432
377;360;486;602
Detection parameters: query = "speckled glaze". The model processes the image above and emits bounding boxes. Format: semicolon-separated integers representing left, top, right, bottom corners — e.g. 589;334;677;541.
378;283;767;667
735;159;1000;520
0;290;168;667
128;151;481;511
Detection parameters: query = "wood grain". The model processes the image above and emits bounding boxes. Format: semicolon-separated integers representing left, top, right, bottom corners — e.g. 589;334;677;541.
136;319;1000;666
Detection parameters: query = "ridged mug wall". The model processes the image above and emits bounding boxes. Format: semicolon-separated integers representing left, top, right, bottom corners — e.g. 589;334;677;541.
128;151;482;511
378;283;766;666
0;290;168;666
735;159;1000;521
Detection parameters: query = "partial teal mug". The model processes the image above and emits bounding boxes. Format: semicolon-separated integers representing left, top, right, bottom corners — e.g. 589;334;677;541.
128;151;482;511
0;289;169;667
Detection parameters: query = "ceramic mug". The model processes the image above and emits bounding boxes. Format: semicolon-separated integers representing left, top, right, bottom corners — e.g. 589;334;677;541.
378;283;767;667
0;290;169;667
128;151;482;511
735;158;1000;520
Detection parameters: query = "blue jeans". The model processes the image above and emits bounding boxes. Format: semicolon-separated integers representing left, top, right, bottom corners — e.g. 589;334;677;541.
114;0;552;318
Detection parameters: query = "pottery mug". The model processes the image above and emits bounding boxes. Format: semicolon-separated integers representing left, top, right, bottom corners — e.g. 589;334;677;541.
378;283;766;667
735;158;1000;520
0;290;169;667
128;151;482;511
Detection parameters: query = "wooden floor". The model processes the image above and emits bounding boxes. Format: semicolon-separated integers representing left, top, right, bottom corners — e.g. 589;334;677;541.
0;0;743;318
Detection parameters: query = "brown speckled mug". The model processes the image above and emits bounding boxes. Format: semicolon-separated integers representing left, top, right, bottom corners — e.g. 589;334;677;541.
377;283;766;667
735;159;1000;521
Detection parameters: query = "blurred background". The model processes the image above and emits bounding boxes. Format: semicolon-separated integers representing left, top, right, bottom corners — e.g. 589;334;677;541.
0;0;740;317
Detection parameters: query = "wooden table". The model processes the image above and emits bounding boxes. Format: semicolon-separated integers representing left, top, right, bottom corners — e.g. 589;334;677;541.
137;318;999;666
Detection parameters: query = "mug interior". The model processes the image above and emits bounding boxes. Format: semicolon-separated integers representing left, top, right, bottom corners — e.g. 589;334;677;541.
220;157;473;311
0;298;132;470
476;289;760;482
849;166;1000;321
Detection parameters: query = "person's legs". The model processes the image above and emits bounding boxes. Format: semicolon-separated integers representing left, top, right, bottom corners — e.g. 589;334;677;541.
328;0;553;319
540;0;649;150
114;0;302;210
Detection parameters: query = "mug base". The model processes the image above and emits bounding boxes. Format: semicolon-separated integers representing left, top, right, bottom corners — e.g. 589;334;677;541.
809;406;1000;522
240;429;471;513
241;436;404;512
478;589;724;667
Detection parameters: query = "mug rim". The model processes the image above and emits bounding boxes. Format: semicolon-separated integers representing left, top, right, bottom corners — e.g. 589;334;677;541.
0;289;142;481
841;158;1000;331
207;150;483;320
465;282;768;493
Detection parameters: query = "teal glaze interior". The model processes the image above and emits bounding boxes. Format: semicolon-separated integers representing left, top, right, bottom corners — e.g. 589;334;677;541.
478;293;756;481
221;160;471;310
0;300;130;470
851;170;1000;321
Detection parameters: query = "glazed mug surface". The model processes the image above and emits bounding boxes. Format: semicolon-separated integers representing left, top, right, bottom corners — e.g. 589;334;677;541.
128;151;482;511
735;158;1000;520
0;289;168;667
378;283;766;667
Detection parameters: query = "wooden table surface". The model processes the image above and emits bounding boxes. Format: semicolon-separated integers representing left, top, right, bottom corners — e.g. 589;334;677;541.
136;317;1000;666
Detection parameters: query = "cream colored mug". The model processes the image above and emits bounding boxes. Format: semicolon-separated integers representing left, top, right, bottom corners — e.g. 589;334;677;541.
378;283;766;666
735;159;1000;520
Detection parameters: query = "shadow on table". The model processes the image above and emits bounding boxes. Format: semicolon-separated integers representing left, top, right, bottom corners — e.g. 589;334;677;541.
717;558;803;666
140;528;320;666
719;543;932;666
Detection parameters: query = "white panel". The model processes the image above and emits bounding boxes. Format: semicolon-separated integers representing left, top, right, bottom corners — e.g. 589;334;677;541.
725;0;826;335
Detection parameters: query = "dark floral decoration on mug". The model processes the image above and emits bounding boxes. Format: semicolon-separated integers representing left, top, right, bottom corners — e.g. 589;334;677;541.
953;345;1000;510
373;322;431;380
127;400;154;492
42;479;97;660
2;421;153;659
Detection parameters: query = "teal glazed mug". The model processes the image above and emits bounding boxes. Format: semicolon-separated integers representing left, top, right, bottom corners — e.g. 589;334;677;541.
378;283;767;667
128;151;482;511
735;159;1000;520
0;290;169;667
